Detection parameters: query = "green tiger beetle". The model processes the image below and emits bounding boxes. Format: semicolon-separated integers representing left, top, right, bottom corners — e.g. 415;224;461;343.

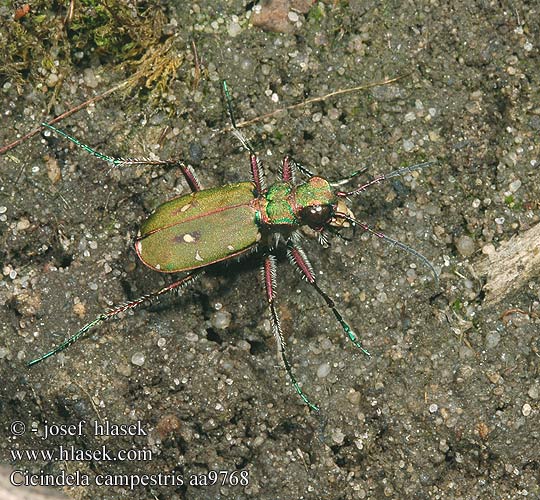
29;82;438;412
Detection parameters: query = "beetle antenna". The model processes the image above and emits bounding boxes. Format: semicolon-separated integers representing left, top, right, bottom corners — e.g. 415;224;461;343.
222;81;255;151
41;123;204;192
278;156;370;186
285;157;316;179
28;271;202;366
326;226;353;243
41;122;127;166
222;80;238;130
335;212;439;286
283;157;364;184
329;166;369;187
336;161;438;197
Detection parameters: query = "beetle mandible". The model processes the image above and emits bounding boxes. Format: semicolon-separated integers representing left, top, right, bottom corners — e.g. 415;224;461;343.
29;82;438;412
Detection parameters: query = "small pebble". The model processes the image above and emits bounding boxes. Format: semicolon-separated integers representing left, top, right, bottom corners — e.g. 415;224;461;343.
439;439;449;453
16;219;31;231
429;403;438;413
287;11;299;22
482;243;496;255
327;108;340;120
403;139;414;152
485;331;501;349
455;235;475;257
131;352;145;366
46;155;62;184
228;20;242;37
522;403;532;417
528;384;539;400
347;389;361;405
404;111;416;122
211;310;232;329
237;340;251;351
320;338;333;351
83;68;98;88
185;332;199;342
46;73;59;87
73;302;86;318
115;362;132;377
332;428;345;445
509;179;522;192
317;362;331;378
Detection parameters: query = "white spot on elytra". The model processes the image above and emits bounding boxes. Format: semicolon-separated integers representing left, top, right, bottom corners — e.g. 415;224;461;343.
256;232;262;242
183;233;195;243
227;245;234;251
181;203;191;212
195;251;204;262
155;264;161;270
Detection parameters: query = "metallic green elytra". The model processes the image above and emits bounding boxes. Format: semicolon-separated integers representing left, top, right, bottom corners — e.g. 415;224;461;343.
136;182;261;272
29;83;439;413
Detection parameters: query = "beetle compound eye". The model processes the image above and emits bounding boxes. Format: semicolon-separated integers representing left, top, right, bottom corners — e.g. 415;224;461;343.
301;204;333;227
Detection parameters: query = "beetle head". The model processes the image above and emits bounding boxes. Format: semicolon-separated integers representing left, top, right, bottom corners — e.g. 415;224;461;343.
296;177;337;229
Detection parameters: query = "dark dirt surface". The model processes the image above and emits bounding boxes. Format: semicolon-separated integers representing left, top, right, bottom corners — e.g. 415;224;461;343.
1;1;539;499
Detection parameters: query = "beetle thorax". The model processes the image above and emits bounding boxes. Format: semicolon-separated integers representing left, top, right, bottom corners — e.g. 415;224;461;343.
256;177;338;229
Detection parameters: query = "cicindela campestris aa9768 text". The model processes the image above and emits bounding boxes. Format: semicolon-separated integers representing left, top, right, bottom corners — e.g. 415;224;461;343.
28;81;439;412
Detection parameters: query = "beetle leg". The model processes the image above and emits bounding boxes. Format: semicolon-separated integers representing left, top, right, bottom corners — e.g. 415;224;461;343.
284;156;316;179
262;254;319;412
28;271;203;367
41;123;202;192
286;240;371;357
249;153;267;194
182;164;202;192
280;156;295;183
221;82;267;193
